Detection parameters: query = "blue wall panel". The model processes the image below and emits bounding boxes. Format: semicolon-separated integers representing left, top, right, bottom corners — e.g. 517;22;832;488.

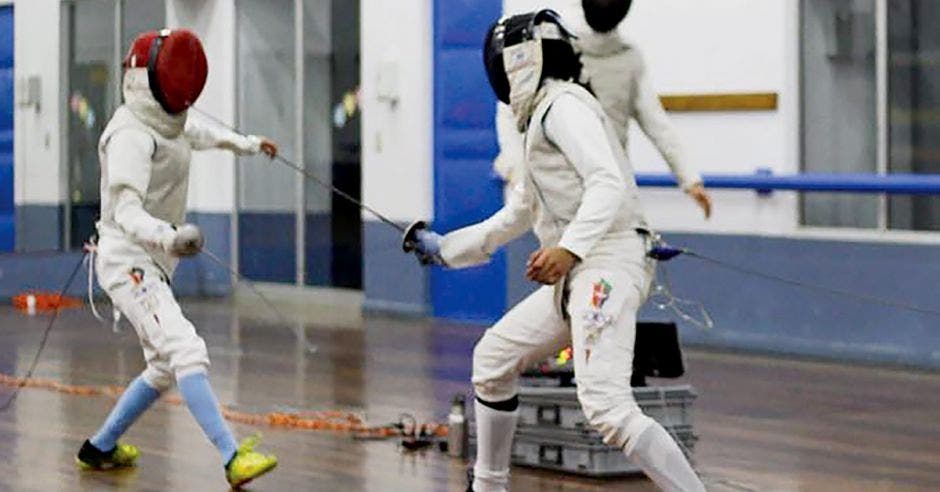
0;155;12;214
305;213;332;286
0;251;88;299
635;233;940;369
437;0;500;46
496;230;940;369
238;212;296;284
363;220;430;315
15;205;62;251
0;67;12;133
172;212;233;297
0;6;10;69
0;129;11;154
0;213;11;252
437;50;498;130
0;212;232;300
0;5;13;252
435;158;502;227
432;0;504;323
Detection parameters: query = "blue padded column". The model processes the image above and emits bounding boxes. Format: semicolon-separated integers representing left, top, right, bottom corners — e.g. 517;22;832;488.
0;5;14;252
432;0;505;323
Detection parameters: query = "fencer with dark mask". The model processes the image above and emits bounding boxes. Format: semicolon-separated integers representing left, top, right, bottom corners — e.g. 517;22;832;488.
77;29;278;488
405;10;706;492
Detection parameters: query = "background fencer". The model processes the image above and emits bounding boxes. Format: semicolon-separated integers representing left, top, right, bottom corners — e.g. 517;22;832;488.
76;29;279;489
405;10;706;492
494;0;712;218
578;0;711;217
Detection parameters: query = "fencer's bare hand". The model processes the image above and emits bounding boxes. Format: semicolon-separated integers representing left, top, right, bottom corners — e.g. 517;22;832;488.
526;247;578;285
687;183;712;219
259;138;278;159
167;224;204;257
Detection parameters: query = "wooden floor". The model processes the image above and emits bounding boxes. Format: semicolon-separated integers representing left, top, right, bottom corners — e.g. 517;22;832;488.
0;299;938;492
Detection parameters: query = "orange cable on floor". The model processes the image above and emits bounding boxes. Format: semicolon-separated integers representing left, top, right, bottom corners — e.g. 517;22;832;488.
0;373;446;437
12;292;83;313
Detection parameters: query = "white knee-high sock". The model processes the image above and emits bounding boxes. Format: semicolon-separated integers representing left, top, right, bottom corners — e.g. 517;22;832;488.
473;399;518;492
626;423;706;492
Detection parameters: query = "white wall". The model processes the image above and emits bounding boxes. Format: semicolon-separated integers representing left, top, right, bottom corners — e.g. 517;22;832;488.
167;0;238;214
625;0;801;234
13;0;63;206
503;0;802;235
360;0;433;223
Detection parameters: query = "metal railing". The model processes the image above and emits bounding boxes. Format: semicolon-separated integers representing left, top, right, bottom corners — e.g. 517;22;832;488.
634;172;940;195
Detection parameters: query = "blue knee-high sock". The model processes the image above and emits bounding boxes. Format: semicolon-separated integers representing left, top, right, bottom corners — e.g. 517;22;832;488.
177;371;238;464
90;376;161;451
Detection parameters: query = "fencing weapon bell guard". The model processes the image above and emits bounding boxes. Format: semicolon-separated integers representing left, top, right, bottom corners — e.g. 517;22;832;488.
124;29;208;114
401;221;429;255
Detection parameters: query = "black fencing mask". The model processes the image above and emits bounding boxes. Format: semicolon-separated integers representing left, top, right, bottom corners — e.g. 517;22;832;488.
582;0;633;33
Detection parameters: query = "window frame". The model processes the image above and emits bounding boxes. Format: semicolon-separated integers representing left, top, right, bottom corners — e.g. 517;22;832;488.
795;0;940;239
60;0;163;250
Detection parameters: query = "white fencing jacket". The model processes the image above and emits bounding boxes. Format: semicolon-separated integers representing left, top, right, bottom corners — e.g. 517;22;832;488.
443;80;647;270
494;32;701;191
96;68;263;278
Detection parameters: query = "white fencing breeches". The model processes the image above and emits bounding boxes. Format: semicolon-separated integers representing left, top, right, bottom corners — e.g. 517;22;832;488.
96;255;210;391
472;260;656;451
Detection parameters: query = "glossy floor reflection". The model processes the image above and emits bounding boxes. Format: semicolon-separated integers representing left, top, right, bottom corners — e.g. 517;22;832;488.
0;299;938;491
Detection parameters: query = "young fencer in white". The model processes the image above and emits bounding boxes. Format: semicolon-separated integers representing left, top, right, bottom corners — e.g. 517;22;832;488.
76;29;278;488
406;10;706;492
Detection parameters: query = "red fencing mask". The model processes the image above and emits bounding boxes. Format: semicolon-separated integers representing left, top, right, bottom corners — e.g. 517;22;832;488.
124;29;208;114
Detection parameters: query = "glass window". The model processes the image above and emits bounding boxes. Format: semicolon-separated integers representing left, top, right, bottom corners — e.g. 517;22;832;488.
887;0;940;230
236;0;298;283
303;0;334;286
236;0;361;287
61;0;166;251
800;0;879;229
304;0;362;288
65;0;117;249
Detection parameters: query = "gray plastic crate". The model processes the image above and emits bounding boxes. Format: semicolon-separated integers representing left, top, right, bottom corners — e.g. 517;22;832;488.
517;385;696;431
471;424;697;477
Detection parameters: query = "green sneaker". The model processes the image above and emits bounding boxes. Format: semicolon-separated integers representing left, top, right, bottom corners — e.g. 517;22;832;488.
225;435;278;489
75;440;140;470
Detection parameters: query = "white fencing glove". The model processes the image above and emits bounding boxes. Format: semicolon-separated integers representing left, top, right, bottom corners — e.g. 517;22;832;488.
162;224;204;257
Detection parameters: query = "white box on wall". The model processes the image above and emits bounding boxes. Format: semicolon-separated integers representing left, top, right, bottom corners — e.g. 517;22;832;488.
13;0;63;206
